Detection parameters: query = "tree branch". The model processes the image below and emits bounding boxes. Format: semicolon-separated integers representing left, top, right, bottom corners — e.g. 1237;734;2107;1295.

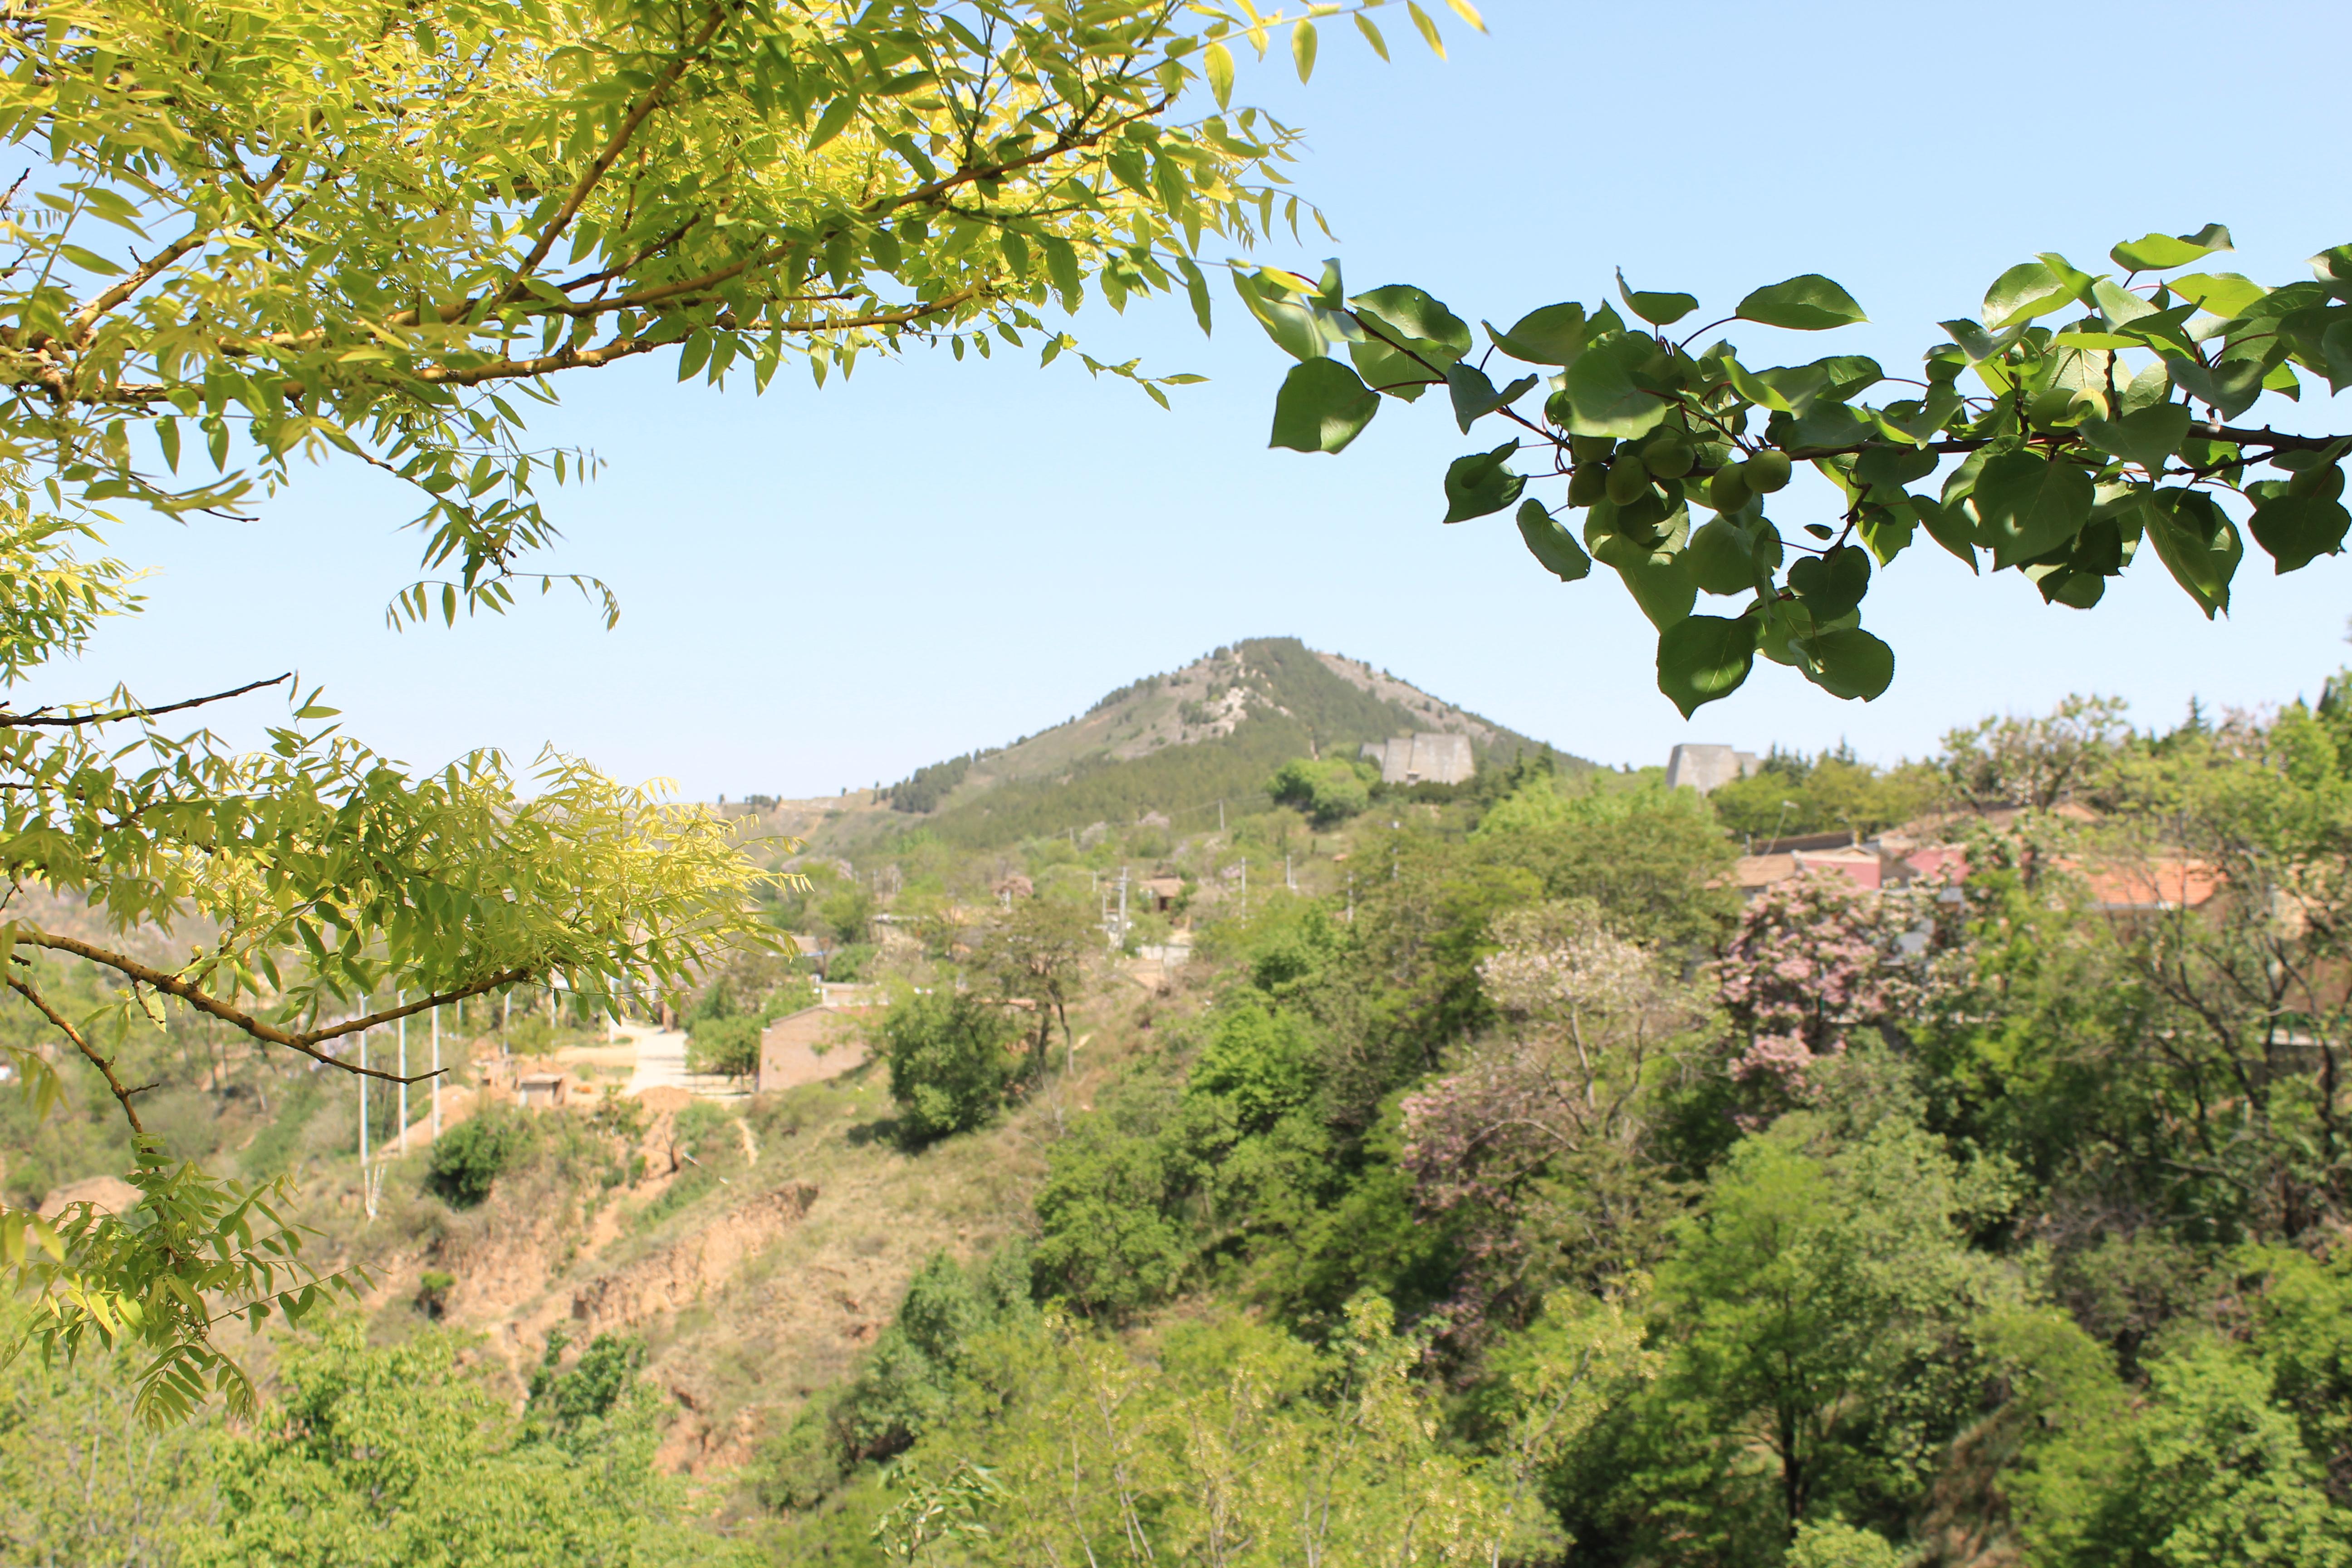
0;672;290;729
500;1;736;300
5;970;145;1133
12;926;531;1086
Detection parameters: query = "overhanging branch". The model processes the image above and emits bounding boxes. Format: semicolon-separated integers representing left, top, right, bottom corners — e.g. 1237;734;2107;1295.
13;927;535;1088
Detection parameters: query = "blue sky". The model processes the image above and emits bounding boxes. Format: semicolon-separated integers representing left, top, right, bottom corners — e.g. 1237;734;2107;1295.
71;1;2352;798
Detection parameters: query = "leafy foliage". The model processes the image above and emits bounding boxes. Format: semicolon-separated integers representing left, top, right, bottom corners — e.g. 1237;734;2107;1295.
425;1103;536;1208
197;1324;716;1568
1251;235;2352;710
1266;756;1375;824
881;988;1023;1142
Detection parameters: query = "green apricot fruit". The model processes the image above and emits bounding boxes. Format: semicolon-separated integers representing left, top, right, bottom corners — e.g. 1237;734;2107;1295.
1643;439;1696;479
1567;464;1608;506
1606;454;1654;505
2028;386;2087;429
1707;464;1750;513
1745;449;1793;493
1569;435;1616;464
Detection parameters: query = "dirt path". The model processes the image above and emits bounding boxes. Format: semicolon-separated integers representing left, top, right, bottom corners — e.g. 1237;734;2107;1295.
622;1020;692;1096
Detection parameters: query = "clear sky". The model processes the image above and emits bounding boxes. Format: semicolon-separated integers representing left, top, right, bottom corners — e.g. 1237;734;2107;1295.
69;0;2352;799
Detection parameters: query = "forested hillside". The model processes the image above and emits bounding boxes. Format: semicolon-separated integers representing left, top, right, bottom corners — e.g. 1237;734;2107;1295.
17;658;2352;1568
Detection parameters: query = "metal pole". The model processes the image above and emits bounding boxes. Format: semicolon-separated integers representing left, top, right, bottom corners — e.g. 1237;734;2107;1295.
397;990;408;1155
358;998;368;1172
431;1004;442;1139
1117;866;1128;947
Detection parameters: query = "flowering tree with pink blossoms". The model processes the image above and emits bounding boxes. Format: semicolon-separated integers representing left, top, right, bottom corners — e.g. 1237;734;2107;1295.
1714;871;1927;1096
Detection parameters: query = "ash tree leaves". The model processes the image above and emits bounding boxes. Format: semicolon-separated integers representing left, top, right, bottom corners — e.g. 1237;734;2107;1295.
0;0;1493;1424
1249;224;2352;712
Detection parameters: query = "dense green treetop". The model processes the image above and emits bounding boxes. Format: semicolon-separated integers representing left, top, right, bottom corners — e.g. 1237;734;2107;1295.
1248;230;2352;715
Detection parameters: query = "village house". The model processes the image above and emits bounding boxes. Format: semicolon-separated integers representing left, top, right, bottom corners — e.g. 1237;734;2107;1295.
757;985;882;1094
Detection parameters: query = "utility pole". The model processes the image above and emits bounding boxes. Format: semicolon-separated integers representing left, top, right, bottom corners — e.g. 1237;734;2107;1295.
1117;865;1129;948
431;1003;442;1139
397;990;408;1156
1217;799;1225;833
358;1004;367;1172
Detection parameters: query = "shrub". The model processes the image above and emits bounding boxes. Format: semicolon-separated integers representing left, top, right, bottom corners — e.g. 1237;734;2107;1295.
1266;757;1374;825
882;990;1022;1142
426;1104;534;1207
527;1329;649;1436
1188;1002;1318;1132
686;1013;762;1080
415;1270;455;1318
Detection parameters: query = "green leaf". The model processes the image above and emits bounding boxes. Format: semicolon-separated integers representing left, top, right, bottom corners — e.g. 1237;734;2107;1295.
1802;628;1895;701
1516;500;1591;582
1735;274;1867;332
2162;353;2266;420
1911;494;1979;571
1042;236;1081;307
1560;336;1670;439
1234;269;1335;362
1354;13;1390;59
1445;363;1538;431
2248;494;2351;573
2110;228;2230;272
1351;285;1473;355
1940;318;2022;364
1441;441;1524;523
55;243;125;276
1786;543;1871;620
2078;402;2192;473
1685;517;1763;596
1291;19;1318;81
1656;614;1756;716
1270;359;1379;454
1593;532;1695;629
1983;256;2091;329
2166;271;2267;320
2320;319;2352;394
1853;445;1936;495
1347;286;1466;401
1616;269;1698;326
2141;488;2241;617
1972;452;2095;568
808;94;860;151
1176;255;1213;334
1486;302;1592;364
1205;41;1235;107
1407;0;1446;56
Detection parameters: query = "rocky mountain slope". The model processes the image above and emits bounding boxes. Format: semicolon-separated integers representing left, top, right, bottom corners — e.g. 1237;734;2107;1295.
765;637;1572;854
